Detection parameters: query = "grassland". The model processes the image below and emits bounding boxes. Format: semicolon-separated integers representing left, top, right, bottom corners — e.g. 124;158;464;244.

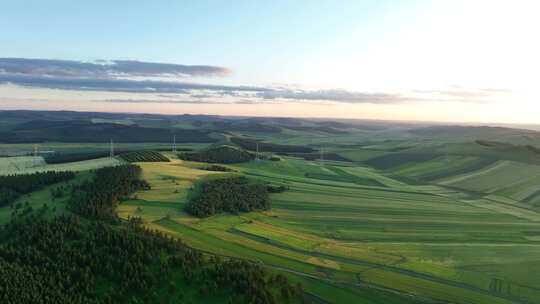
114;154;540;304
0;156;123;176
0;142;210;156
2;126;540;303
0;171;92;224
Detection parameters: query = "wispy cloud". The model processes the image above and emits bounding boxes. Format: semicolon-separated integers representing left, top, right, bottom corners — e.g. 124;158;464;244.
415;87;512;100
100;98;277;105
257;89;409;104
0;58;230;78
100;99;224;104
0;58;509;106
0;73;266;94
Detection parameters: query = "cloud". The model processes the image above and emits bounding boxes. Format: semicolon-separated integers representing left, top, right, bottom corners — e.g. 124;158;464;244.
100;98;277;105
100;99;225;104
0;71;404;104
0;58;230;78
256;89;408;104
0;73;266;94
415;87;511;99
0;58;503;105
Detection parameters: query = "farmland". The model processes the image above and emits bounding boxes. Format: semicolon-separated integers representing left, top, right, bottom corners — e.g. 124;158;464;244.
115;154;540;304
2;111;540;303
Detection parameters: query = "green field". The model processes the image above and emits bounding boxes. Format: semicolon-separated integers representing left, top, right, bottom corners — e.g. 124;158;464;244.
2;114;540;303
110;154;540;304
0;155;123;175
0;142;210;155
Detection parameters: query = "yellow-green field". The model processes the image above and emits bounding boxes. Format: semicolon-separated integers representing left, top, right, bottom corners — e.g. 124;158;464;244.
117;155;540;304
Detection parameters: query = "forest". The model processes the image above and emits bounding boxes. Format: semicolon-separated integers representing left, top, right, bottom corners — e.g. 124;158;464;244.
69;165;150;220
0;171;75;207
200;164;235;172
119;151;170;162
0;215;301;304
44;150;130;164
185;176;270;218
179;146;254;164
0;165;302;304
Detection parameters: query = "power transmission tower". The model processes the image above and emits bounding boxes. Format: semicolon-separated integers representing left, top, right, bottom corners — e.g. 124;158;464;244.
110;139;114;158
255;142;260;161
33;144;39;167
172;135;177;153
320;146;324;162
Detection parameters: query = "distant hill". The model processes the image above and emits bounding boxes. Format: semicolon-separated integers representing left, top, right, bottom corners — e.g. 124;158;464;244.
3;110;540;148
231;137;315;153
408;125;540;144
0;120;216;143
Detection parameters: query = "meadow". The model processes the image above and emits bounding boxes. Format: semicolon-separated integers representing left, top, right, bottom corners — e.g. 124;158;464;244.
2;113;540;303
0;156;123;176
114;154;540;304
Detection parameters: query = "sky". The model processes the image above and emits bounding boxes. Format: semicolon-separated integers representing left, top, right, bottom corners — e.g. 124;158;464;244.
0;0;539;124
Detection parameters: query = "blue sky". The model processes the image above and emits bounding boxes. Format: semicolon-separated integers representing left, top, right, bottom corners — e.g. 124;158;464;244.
1;1;406;83
1;1;539;123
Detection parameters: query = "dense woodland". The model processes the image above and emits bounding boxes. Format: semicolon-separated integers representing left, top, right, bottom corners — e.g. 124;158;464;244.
0;215;302;304
185;176;270;218
231;137;314;153
0;171;75;207
119;151;170;162
179;146;254;164
44;151;128;164
201;164;235;172
69;165;150;220
0;165;303;304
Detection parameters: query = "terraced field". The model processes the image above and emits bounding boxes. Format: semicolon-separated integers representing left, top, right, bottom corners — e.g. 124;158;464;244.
117;155;540;304
438;161;540;205
360;150;540;211
392;155;497;181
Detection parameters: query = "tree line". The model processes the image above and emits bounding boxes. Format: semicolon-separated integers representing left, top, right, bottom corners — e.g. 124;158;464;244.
119;151;170;163
44;150;128;164
185;176;270;218
201;164;235;172
0;171;75;207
